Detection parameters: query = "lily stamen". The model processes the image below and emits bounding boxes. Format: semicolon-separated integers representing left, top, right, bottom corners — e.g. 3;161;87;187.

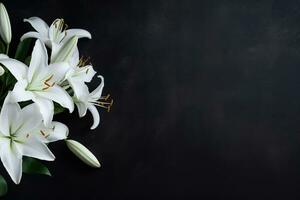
42;74;55;90
40;130;50;138
40;130;46;136
95;96;113;112
100;94;110;101
78;56;91;67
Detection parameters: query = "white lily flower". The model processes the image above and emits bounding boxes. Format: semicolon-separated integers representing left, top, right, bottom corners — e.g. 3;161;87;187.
21;17;91;48
0;39;74;126
36;121;69;143
0;2;11;44
63;48;96;99
74;75;113;129
0;92;55;184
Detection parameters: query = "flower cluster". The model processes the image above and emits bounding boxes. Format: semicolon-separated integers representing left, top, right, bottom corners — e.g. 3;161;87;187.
0;3;112;193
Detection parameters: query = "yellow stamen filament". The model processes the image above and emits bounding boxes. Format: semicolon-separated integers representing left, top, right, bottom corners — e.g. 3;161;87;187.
100;94;110;101
63;23;69;32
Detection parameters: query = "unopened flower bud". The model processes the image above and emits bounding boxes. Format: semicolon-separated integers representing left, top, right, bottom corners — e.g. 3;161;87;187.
0;3;11;44
66;139;101;168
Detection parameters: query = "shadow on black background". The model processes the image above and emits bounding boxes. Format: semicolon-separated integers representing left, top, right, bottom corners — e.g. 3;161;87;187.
2;0;300;199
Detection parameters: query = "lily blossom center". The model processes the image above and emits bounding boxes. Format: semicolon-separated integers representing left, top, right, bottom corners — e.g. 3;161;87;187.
50;18;68;44
26;74;55;91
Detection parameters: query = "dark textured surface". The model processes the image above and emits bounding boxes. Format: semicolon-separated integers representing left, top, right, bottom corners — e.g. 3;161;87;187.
2;0;300;199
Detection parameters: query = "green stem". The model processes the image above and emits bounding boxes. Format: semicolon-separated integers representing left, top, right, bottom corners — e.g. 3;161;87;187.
5;43;9;55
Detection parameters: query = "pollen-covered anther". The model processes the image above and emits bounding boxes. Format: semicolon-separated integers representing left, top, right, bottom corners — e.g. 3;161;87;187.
40;130;50;138
40;130;46;136
42;74;55;90
78;56;91;67
53;18;64;30
96;94;113;112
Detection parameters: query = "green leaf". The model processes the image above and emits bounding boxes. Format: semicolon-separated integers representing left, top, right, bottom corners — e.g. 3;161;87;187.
22;157;51;176
54;102;66;115
0;175;8;197
0;40;5;54
24;56;31;66
19;100;33;108
14;38;32;62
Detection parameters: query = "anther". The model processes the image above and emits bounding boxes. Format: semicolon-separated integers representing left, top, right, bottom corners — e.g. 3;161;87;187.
78;56;91;67
96;95;113;112
43;75;55;90
40;130;46;136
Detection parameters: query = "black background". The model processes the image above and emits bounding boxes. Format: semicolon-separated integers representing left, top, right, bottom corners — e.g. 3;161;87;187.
2;0;300;199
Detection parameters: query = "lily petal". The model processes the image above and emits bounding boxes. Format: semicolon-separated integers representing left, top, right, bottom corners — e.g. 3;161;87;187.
0;92;21;136
13;103;42;137
69;47;79;67
0;54;8;59
44;121;69;143
64;28;92;42
28;39;48;82
0;141;22;184
20;31;47;43
51;36;78;63
11;79;33;102
0;58;28;81
68;78;89;100
35;85;74;113
88;105;100;130
90;75;104;99
19;135;55;161
75;101;88;117
23;17;49;37
81;65;96;82
33;96;54;127
48;62;71;83
68;65;96;83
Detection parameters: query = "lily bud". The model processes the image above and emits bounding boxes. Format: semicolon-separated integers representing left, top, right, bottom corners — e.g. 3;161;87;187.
0;53;7;76
66;139;101;168
51;36;78;63
0;66;4;76
0;3;11;44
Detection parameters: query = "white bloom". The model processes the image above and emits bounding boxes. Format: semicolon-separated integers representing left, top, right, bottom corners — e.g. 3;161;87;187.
0;92;55;184
21;17;91;48
63;48;96;99
66;139;100;168
74;75;112;129
0;39;74;126
0;3;11;44
36;121;69;143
